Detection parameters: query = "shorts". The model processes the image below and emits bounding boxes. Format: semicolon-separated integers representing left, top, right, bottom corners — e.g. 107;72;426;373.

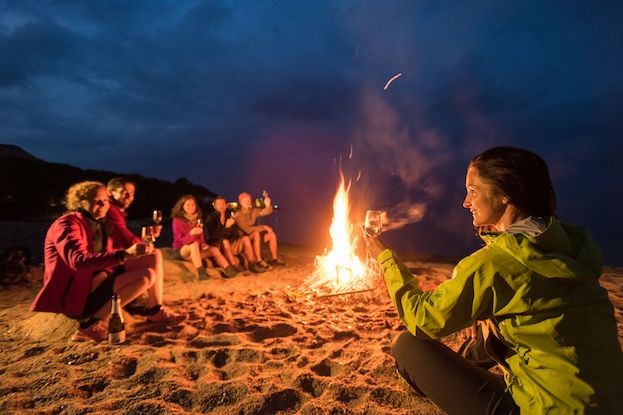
230;238;246;255
81;266;124;317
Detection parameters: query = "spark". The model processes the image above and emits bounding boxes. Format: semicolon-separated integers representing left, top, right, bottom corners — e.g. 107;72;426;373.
348;144;353;159
383;72;403;91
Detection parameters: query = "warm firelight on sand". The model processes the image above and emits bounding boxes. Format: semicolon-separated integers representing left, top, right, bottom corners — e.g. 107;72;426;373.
302;173;380;296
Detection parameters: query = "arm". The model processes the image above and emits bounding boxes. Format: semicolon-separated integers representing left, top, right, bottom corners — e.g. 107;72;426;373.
234;212;265;234
379;248;494;339
54;216;121;273
107;205;141;248
172;218;197;247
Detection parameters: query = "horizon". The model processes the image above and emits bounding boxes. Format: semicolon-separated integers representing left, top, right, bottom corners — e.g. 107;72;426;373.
1;1;622;264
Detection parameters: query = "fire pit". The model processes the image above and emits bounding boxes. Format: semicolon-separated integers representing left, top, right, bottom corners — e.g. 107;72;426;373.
300;173;381;297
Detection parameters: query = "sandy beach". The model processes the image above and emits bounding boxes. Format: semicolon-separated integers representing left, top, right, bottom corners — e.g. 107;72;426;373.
1;244;621;415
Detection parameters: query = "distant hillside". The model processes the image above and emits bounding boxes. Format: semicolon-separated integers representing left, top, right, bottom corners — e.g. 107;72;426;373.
0;144;217;220
0;144;39;161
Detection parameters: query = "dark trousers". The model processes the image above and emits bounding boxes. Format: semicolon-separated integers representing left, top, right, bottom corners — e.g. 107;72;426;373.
392;331;519;415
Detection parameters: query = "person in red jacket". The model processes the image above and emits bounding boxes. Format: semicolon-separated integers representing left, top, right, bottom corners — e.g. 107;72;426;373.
106;178;180;324
31;181;178;342
171;194;236;279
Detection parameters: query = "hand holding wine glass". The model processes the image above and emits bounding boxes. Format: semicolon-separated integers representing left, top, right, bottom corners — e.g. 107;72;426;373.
364;210;383;238
141;226;154;247
152;210;163;225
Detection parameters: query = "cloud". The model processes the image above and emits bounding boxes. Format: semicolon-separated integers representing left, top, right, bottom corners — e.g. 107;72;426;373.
0;18;80;87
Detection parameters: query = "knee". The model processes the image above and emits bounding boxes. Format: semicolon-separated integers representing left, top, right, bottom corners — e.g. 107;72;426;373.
392;330;424;367
143;269;157;287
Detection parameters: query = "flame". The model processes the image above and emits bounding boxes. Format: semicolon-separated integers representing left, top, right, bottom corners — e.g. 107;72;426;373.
302;173;379;296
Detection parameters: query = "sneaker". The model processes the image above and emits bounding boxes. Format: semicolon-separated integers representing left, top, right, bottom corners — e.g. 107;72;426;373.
257;260;271;270
221;266;238;279
70;320;108;343
268;258;287;267
147;307;185;325
249;262;267;273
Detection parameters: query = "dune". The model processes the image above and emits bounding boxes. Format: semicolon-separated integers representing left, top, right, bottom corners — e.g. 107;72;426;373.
1;245;621;415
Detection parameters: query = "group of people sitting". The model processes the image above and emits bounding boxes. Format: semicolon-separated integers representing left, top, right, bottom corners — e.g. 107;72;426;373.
171;191;286;280
30;177;285;343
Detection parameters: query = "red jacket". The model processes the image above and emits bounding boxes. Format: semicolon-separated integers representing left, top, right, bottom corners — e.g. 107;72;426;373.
172;217;205;250
107;200;141;249
30;211;122;318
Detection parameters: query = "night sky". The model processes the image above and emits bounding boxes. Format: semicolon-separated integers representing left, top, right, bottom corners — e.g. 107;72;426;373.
2;1;622;264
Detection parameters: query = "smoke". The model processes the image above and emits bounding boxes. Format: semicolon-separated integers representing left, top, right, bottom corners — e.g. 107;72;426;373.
351;88;452;231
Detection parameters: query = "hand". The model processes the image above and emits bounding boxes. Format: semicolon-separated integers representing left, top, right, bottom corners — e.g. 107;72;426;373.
190;227;203;236
263;196;271;207
225;218;235;228
466;322;479;340
152;225;162;238
263;225;273;234
125;242;147;257
360;226;389;259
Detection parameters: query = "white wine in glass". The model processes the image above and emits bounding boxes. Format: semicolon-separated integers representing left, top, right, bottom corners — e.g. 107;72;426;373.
364;210;383;237
141;226;154;245
152;210;163;225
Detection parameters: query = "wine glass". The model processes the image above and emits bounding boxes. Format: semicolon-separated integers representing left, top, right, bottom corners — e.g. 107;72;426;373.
196;218;203;228
364;210;383;237
141;226;154;245
152;210;163;225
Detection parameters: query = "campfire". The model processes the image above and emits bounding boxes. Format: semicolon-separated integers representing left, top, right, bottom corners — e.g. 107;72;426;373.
301;173;381;297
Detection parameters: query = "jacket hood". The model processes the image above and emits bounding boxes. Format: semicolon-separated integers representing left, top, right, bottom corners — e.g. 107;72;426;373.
481;217;603;282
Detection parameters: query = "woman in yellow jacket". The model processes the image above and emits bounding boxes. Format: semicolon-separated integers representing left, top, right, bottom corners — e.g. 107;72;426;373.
367;147;623;414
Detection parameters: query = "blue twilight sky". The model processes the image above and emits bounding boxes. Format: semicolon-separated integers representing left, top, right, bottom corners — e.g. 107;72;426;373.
1;1;622;264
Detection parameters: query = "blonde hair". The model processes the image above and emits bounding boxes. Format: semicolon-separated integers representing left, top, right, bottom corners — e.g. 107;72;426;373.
65;181;106;211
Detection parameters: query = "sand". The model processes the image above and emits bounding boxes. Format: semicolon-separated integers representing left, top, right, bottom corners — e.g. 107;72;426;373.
1;245;621;415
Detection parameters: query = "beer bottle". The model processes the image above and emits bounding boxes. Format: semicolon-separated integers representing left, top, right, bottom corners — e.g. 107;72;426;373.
108;295;126;345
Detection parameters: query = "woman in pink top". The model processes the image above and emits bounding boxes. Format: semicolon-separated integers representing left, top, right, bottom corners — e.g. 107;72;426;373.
171;195;234;279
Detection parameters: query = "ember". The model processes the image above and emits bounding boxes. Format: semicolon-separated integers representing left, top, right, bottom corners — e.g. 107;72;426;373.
301;173;380;296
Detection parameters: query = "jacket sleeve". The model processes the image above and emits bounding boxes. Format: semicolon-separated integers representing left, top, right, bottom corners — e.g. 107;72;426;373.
54;216;121;273
107;205;141;248
379;248;494;339
173;218;197;247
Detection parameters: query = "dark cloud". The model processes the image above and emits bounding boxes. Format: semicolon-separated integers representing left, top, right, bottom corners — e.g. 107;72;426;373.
1;1;622;263
0;18;80;86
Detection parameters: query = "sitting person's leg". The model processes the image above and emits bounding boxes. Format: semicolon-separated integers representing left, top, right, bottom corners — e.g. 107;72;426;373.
220;239;237;267
74;267;155;342
206;245;238;278
124;252;182;324
180;241;209;280
264;226;286;266
392;331;518;415
249;231;262;262
236;235;266;273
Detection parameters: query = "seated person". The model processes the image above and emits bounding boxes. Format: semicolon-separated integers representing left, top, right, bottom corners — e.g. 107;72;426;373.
206;195;267;274
234;191;286;267
30;181;180;343
106;177;177;323
171;195;237;279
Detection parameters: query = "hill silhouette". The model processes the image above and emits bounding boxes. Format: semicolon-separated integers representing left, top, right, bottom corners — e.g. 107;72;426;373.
0;144;217;220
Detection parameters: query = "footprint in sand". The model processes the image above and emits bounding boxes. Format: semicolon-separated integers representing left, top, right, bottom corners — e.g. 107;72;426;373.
109;357;137;379
310;359;343;377
295;373;327;398
247;323;297;342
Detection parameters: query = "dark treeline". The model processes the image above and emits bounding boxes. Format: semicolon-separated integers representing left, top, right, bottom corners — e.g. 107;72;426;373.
1;144;216;220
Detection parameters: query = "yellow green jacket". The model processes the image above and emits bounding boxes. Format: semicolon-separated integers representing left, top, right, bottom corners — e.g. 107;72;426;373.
379;218;623;414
